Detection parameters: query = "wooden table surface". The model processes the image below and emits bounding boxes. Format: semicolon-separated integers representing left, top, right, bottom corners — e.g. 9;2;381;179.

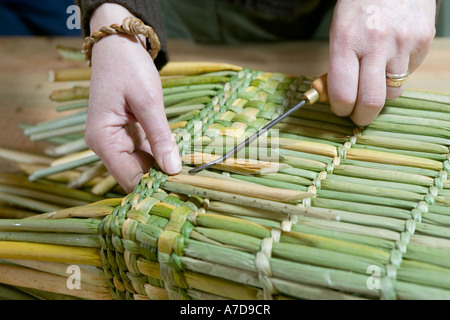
1;36;450;171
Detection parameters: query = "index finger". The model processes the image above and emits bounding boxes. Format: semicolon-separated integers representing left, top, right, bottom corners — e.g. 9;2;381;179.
89;124;152;193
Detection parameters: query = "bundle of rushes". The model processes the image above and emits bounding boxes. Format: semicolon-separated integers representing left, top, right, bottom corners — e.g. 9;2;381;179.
1;56;450;300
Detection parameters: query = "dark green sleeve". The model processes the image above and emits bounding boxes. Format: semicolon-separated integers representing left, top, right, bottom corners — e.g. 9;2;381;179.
75;0;168;69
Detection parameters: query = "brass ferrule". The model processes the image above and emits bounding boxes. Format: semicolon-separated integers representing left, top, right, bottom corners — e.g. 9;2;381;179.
302;88;320;105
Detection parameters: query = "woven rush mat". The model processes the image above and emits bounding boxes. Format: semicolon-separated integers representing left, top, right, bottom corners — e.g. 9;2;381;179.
0;61;450;300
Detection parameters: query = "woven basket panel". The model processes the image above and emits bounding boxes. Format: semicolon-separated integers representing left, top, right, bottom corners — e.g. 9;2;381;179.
0;65;449;300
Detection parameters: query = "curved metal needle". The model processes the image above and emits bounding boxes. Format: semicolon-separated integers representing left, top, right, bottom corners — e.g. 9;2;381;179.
188;98;307;174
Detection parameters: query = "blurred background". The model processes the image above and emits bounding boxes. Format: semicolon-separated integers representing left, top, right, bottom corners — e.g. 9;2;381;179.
0;0;448;38
0;0;81;36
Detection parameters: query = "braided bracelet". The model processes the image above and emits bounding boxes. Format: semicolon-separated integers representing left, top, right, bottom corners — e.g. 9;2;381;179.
81;17;161;66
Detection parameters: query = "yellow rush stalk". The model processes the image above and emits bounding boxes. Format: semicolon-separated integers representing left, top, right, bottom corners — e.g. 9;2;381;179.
0;241;102;266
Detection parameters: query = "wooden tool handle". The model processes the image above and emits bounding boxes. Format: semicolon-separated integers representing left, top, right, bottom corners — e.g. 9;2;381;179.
311;73;328;102
302;73;328;105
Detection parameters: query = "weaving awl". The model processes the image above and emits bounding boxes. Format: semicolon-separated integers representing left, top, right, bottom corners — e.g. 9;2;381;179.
188;73;329;174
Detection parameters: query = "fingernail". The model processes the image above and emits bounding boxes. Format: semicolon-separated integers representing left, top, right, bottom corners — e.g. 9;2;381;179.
163;146;182;174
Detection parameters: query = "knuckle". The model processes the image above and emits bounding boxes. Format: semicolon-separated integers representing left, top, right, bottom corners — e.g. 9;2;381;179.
329;92;356;116
132;91;155;107
361;96;385;110
369;26;389;41
126;80;162;107
330;22;360;50
128;91;164;119
332;27;351;44
394;27;410;51
417;25;436;47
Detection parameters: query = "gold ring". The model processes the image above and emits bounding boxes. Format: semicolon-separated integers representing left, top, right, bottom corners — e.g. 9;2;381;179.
386;71;409;87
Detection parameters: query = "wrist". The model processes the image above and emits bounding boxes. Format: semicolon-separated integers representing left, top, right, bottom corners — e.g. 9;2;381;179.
90;3;133;32
89;3;147;50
